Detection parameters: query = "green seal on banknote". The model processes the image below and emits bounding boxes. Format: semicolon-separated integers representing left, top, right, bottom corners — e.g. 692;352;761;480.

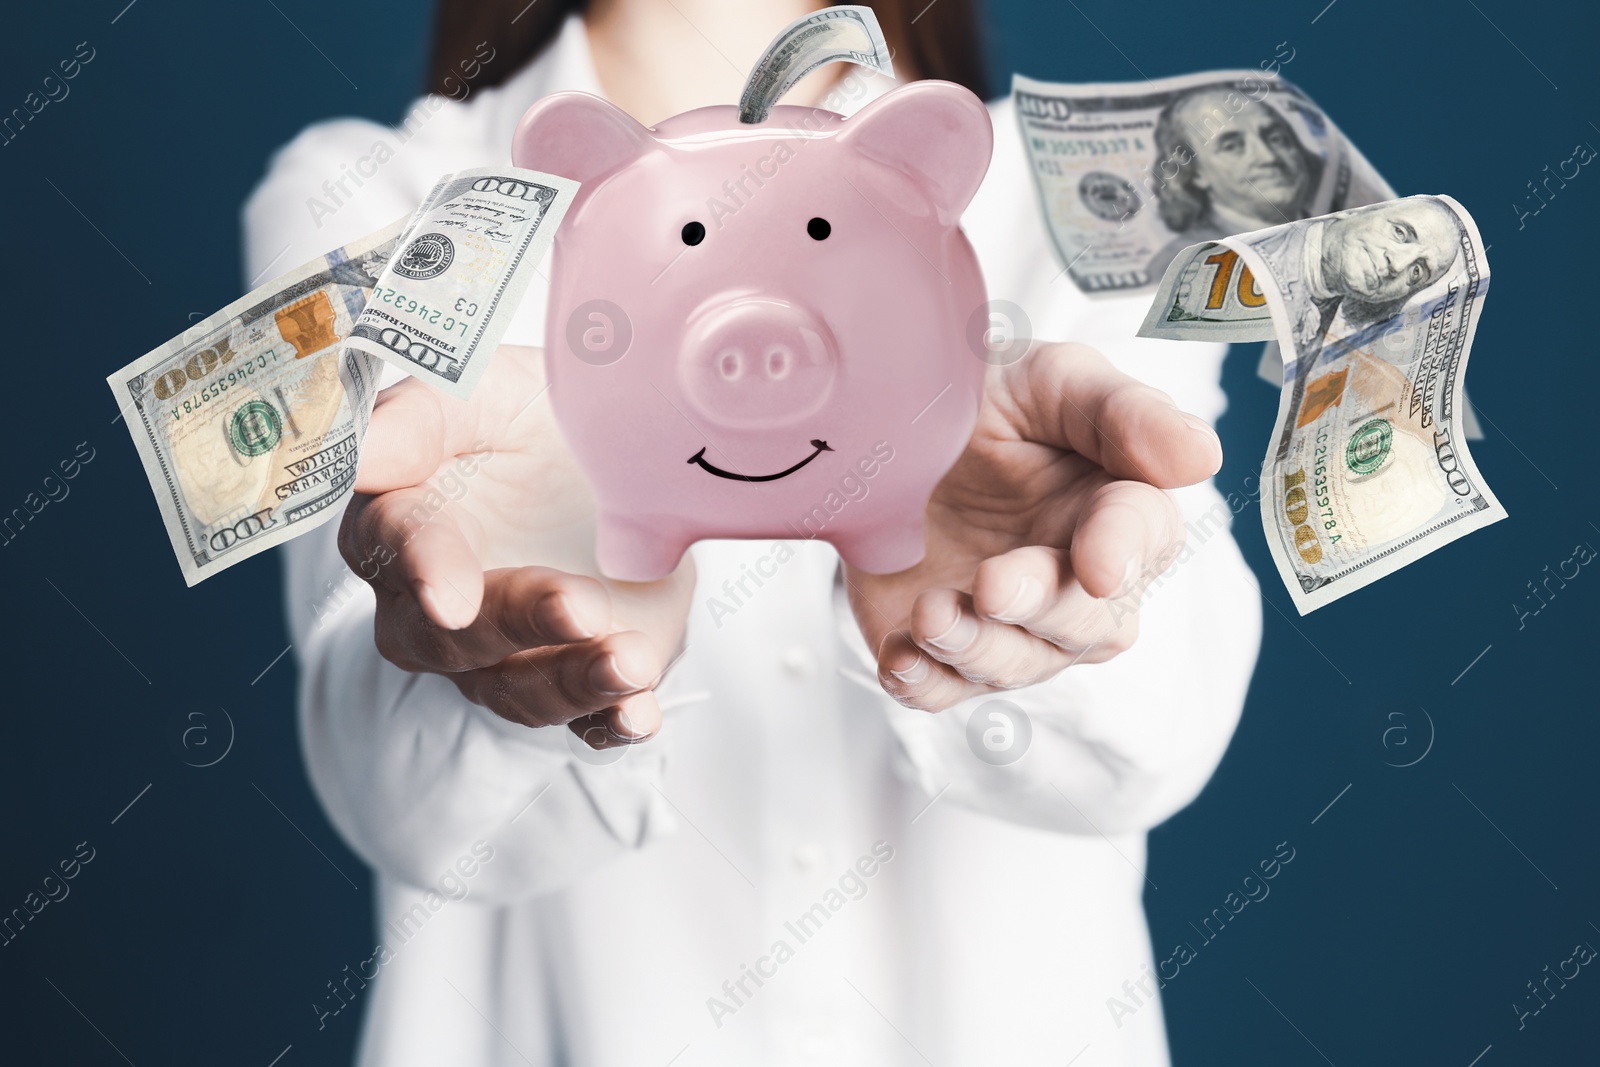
1345;418;1392;476
229;400;283;458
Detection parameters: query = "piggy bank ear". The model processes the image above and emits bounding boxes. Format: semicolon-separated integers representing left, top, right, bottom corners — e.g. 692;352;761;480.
512;91;654;188
838;81;993;225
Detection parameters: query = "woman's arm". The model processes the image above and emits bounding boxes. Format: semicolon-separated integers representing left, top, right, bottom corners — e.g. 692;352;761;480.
834;94;1262;838
841;475;1260;837
248;118;687;904
285;520;680;902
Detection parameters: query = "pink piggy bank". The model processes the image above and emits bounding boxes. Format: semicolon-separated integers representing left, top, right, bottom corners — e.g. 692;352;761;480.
512;81;993;582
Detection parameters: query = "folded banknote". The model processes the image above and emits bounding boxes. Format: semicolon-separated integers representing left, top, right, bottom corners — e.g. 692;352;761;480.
1139;195;1505;612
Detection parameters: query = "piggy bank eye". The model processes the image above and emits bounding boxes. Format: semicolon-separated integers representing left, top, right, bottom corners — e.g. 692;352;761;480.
807;217;831;241
681;221;706;246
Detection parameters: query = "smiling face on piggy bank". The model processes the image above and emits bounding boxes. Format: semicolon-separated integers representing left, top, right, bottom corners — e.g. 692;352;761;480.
513;81;993;582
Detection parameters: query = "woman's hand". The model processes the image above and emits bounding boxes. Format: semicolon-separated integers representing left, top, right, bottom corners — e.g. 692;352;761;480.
338;345;695;748
846;342;1224;712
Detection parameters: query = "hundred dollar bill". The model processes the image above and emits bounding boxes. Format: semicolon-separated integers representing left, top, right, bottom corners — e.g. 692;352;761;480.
345;166;578;399
108;223;403;586
738;5;892;124
1014;68;1392;296
1011;70;1487;436
1138;195;1506;613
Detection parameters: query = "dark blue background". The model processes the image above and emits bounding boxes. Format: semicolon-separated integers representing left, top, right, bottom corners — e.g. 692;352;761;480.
2;1;1594;1063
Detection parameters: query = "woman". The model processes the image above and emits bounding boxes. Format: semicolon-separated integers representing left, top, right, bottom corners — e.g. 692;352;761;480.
245;2;1261;1064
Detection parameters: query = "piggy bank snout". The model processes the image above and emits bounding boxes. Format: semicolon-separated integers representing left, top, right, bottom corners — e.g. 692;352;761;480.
680;299;836;428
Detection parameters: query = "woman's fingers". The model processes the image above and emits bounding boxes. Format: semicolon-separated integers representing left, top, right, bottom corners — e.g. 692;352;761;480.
354;376;484;494
1005;342;1223;489
373;566;613;675
971;547;1120;649
476;567;611;649
904;573;1137;691
883;526;1177;709
972;546;1140;662
354;345;545;493
1067;480;1185;599
342;483;612;671
346;503;661;741
567;691;664;749
876;628;982;712
455;630;664;733
905;588;1064;686
340;486;486;627
973;480;1177;652
336;347;669;744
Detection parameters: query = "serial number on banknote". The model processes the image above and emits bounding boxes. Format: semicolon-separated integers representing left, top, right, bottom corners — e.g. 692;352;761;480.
165;349;289;419
1311;432;1340;539
1028;136;1149;159
369;285;478;338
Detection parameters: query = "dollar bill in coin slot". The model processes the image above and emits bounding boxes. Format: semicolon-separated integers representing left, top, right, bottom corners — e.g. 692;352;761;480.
738;5;892;124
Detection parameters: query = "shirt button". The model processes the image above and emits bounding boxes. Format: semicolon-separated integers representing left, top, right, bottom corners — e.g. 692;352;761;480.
781;645;816;676
793;842;825;872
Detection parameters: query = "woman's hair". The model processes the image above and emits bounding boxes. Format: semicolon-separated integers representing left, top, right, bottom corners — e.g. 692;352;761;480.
426;0;989;100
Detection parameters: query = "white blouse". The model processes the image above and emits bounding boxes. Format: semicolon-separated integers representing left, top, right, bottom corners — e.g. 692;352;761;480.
244;15;1261;1067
